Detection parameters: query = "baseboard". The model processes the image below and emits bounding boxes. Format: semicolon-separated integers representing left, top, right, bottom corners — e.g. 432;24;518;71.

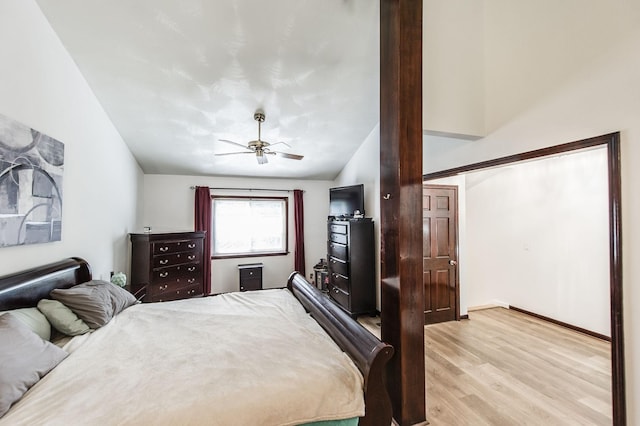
509;305;611;342
459;314;469;320
467;300;509;312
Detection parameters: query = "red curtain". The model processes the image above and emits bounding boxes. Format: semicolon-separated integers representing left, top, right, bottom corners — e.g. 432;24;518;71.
293;189;306;276
194;186;212;295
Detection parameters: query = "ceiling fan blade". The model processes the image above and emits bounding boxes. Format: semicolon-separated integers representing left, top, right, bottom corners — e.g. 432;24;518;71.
273;151;304;160
268;141;291;149
219;139;252;150
215;151;254;156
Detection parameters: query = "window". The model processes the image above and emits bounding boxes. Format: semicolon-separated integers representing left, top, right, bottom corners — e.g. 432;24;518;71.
212;196;288;258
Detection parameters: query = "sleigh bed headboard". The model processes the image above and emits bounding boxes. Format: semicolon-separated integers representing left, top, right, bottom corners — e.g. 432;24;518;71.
0;257;92;311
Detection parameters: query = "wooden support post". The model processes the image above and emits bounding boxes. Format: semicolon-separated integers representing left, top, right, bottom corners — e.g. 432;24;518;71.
379;0;425;425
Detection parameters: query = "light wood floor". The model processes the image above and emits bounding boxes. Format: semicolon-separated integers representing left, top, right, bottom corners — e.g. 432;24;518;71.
359;308;611;425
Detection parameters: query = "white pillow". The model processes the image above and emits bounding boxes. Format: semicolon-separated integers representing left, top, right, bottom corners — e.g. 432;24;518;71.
0;313;67;417
0;307;51;341
37;299;91;336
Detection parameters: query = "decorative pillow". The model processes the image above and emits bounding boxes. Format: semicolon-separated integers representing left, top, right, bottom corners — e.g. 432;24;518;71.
0;313;68;417
37;299;91;336
50;280;136;329
0;307;51;341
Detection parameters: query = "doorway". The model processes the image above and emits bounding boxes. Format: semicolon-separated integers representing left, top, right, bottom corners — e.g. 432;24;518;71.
423;184;459;324
422;133;624;424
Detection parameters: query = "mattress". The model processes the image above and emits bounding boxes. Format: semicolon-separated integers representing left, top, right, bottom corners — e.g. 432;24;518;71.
1;289;365;425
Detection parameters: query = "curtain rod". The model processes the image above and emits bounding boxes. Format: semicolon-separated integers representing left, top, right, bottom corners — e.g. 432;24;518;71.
190;186;298;193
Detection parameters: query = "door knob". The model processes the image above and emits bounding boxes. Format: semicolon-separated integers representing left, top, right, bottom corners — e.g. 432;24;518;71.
449;259;457;266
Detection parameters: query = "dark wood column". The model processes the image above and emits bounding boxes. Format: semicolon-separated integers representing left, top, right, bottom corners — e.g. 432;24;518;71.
379;0;425;425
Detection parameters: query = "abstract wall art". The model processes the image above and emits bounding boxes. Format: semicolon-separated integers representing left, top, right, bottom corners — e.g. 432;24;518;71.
0;113;64;247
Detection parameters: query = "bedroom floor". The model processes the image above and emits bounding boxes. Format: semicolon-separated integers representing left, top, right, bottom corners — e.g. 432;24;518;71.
358;308;612;425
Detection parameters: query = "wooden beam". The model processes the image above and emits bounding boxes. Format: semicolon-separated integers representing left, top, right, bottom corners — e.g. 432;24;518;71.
379;0;425;424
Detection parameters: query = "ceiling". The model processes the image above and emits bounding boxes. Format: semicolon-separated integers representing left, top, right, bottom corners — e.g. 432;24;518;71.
35;0;380;180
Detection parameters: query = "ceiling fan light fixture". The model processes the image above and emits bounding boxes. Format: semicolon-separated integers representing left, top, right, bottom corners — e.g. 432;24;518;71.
256;151;268;164
215;111;303;163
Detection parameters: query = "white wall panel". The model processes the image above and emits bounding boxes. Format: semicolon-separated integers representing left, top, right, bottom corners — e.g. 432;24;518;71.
0;0;142;280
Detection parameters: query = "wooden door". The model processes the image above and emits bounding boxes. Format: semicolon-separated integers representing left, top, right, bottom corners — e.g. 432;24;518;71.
423;185;458;324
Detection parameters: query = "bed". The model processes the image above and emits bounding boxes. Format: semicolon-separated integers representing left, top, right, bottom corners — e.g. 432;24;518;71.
0;257;393;426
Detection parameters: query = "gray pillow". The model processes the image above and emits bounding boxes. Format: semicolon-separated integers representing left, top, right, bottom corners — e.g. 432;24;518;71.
37;299;91;336
50;280;136;329
0;307;51;341
0;313;68;417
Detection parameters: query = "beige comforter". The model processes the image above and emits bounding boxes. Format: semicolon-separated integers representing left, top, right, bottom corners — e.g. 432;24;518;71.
2;289;364;425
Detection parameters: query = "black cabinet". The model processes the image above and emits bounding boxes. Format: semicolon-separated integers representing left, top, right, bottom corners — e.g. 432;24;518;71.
327;219;375;316
238;263;263;291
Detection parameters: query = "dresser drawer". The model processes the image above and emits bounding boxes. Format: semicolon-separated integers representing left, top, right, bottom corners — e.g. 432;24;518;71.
240;268;261;280
329;284;350;310
150;276;201;296
240;277;261;292
152;239;202;255
153;251;201;268
329;223;347;234
327;241;347;261
328;256;348;277
152;263;201;283
329;232;347;245
151;282;203;302
329;271;349;293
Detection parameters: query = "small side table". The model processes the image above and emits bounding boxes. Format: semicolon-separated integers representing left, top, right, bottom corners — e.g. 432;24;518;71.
238;263;263;291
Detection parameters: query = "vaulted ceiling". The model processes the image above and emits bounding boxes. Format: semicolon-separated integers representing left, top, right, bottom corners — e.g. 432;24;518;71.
36;0;379;180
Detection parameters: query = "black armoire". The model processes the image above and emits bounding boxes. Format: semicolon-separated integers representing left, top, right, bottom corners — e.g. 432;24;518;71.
326;218;375;317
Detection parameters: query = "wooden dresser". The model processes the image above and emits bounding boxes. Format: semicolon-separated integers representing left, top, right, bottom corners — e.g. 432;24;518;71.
327;218;375;317
130;231;206;302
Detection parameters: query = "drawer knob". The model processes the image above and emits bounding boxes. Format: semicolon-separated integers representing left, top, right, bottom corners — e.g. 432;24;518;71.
187;266;196;272
159;259;168;265
188;255;196;260
159;284;168;291
334;288;339;294
159;271;169;278
159;246;169;252
188;243;196;249
188;278;195;283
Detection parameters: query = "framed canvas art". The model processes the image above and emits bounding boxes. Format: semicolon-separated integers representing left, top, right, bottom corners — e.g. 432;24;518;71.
0;113;64;247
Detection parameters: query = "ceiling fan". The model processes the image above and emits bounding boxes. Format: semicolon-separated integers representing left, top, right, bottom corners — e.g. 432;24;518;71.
216;112;304;164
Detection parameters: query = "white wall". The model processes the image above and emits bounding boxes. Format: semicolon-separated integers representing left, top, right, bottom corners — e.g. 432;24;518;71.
142;174;331;294
423;0;484;137
0;1;142;280
484;1;640;135
424;2;640;420
462;149;609;336
333;124;381;309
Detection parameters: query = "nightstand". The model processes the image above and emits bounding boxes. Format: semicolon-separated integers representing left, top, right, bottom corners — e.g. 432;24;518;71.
238;263;263;291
